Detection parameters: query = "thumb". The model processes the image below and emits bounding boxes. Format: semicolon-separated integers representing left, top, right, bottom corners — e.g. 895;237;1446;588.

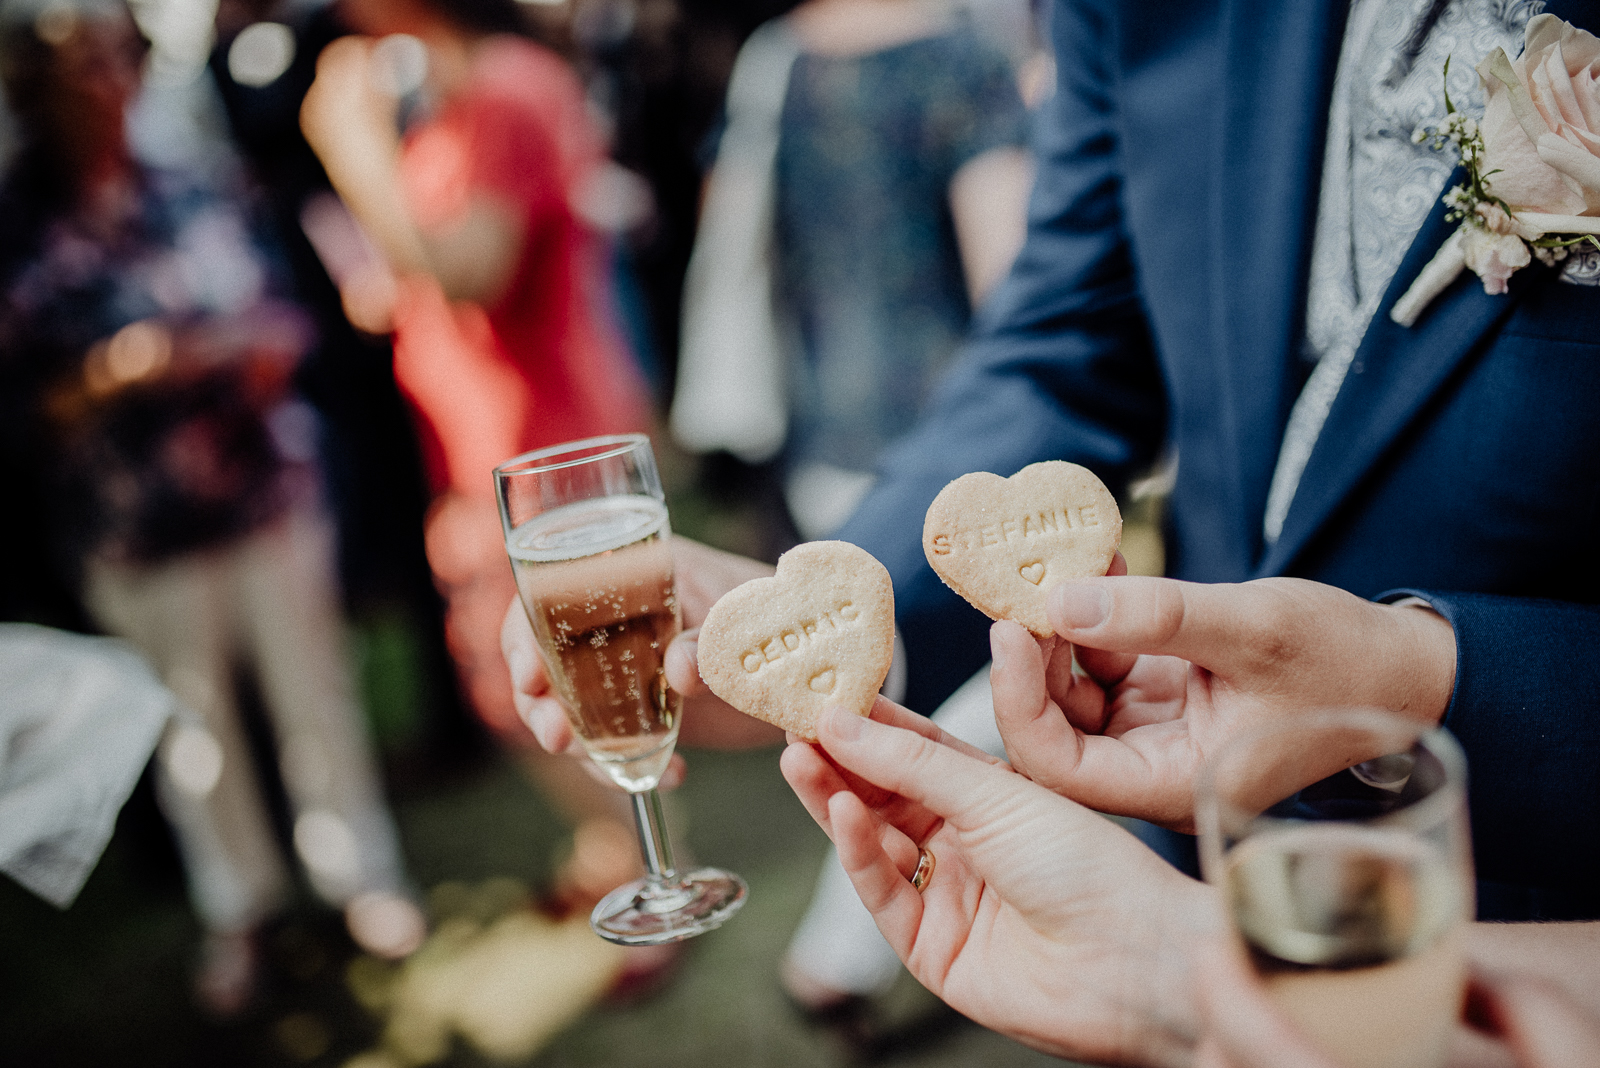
664;627;711;696
1048;576;1281;678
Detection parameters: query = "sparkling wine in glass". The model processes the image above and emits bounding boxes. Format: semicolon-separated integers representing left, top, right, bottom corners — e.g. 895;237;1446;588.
1197;711;1473;1068
495;434;746;944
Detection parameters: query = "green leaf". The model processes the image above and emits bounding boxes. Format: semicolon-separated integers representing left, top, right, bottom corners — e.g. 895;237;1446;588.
1530;234;1600;249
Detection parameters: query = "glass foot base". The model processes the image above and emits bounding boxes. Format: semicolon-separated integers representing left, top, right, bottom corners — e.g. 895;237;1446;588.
590;867;748;946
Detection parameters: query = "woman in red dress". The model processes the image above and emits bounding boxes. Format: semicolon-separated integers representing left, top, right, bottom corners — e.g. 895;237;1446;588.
301;0;651;747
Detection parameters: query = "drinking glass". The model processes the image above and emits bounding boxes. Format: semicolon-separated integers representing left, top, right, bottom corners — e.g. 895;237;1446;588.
1196;710;1473;1068
495;434;746;944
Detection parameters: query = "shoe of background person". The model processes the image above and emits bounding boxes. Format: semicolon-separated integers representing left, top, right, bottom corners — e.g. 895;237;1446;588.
345;891;428;960
195;927;262;1019
780;956;971;1064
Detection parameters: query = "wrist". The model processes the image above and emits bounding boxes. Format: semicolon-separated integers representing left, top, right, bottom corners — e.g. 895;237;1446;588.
1386;599;1457;726
1140;877;1226;1068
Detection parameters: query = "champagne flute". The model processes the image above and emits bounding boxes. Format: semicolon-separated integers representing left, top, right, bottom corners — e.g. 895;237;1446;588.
494;434;746;944
1196;710;1473;1068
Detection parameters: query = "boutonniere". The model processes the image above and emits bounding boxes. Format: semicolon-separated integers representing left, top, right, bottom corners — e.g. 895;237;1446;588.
1392;14;1600;327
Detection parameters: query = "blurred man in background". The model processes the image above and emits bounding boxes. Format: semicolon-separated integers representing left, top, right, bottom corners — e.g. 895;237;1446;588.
0;0;423;1015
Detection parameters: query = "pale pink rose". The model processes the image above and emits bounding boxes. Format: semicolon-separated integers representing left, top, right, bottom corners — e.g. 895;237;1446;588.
1477;14;1600;216
1462;227;1532;294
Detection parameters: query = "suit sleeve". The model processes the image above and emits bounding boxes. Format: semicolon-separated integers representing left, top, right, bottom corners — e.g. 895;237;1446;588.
835;0;1167;714
1390;589;1600;895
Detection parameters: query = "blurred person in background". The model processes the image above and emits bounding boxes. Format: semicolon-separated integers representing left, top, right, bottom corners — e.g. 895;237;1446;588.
300;0;675;988
301;0;652;746
669;0;1036;1026
0;0;425;1016
208;0;468;764
672;0;1035;542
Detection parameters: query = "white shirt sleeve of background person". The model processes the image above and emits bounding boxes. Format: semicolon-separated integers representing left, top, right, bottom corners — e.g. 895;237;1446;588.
0;624;175;907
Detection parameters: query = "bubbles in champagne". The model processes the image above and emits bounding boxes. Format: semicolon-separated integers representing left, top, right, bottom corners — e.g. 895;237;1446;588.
509;496;680;790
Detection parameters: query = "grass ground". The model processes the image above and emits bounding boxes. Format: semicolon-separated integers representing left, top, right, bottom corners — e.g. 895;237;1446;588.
0;736;1080;1068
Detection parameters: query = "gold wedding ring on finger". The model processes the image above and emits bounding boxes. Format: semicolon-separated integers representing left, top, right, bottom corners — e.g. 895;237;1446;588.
911;847;936;893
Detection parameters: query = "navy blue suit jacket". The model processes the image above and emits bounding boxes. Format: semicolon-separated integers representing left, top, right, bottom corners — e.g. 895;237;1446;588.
837;0;1600;911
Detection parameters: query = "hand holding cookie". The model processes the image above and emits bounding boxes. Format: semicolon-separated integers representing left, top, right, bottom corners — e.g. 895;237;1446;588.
987;576;1456;831
923;461;1122;636
696;542;896;741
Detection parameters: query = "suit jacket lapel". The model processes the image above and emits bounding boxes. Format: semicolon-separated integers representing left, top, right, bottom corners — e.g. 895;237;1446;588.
1255;194;1527;577
1210;0;1350;572
1251;0;1600;577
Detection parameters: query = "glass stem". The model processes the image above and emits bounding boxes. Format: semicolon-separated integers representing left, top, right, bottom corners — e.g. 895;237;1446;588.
630;788;678;880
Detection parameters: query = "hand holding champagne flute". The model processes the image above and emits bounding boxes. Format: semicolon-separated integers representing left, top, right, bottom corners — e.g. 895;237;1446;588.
495;434;746;944
1197;711;1473;1068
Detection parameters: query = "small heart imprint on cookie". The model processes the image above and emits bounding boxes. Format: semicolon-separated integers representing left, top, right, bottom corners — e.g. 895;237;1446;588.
1019;562;1045;585
809;669;837;694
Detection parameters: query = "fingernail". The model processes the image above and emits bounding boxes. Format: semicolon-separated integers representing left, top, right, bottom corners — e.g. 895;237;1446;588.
1054;584;1109;630
532;712;559;747
826;706;864;740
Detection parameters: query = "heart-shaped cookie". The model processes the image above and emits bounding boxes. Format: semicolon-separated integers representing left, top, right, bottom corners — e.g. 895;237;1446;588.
923;461;1121;636
697;541;895;741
